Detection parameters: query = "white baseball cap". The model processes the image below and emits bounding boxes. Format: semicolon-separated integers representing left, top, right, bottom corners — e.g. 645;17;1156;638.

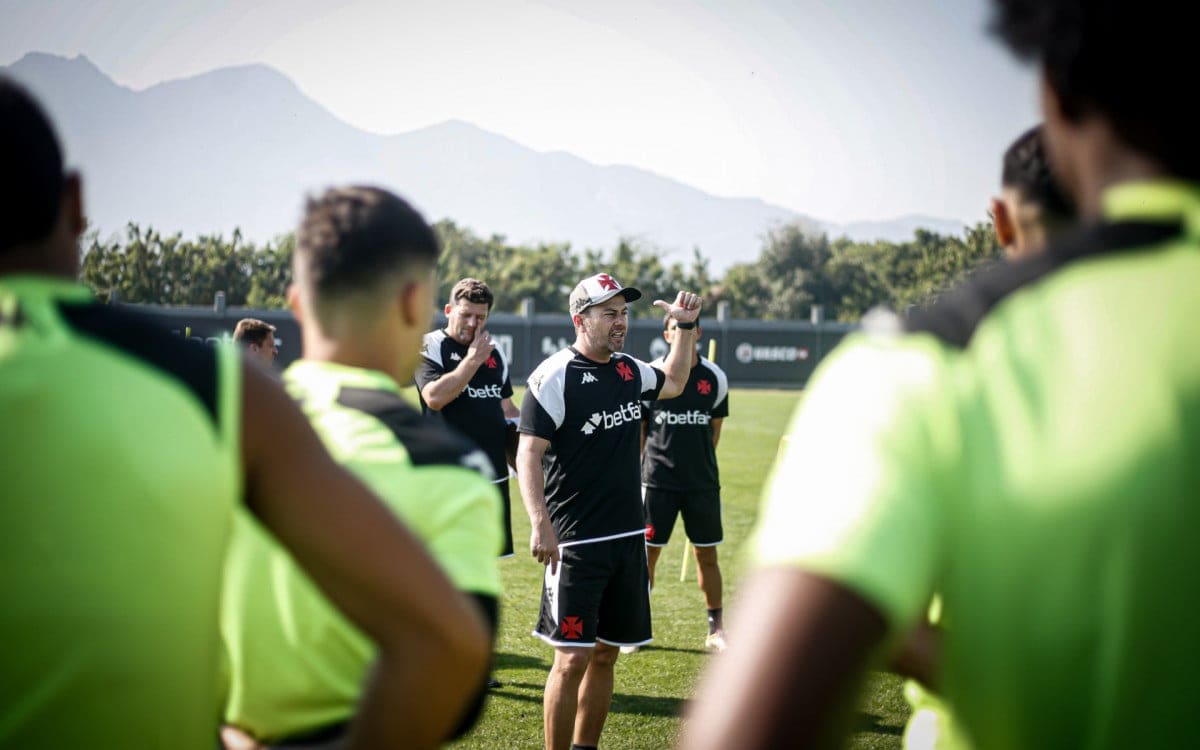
569;273;643;315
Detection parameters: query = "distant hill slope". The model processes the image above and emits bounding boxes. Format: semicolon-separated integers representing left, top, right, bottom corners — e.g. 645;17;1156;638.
5;52;966;271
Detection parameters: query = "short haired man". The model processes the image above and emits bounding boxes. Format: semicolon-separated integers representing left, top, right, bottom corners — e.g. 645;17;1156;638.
417;277;521;557
233;317;278;367
639;315;730;652
518;273;701;750
680;0;1200;747
221;188;503;747
0;78;489;749
990;125;1076;260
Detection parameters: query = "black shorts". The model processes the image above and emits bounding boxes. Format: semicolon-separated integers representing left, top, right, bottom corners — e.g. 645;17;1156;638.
533;533;651;648
496;479;513;558
642;487;723;547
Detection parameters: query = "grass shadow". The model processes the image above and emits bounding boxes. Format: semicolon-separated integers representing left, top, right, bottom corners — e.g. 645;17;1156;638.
494;652;549;670
485;683;687;720
610;692;686;718
855;710;904;737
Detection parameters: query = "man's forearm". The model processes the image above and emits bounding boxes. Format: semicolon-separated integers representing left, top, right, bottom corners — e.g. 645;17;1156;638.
660;328;698;398
422;360;480;410
516;449;549;525
501;398;521;420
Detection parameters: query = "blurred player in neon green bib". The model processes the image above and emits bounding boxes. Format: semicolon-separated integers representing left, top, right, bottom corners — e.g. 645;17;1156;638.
900;125;1076;750
221;187;503;747
682;0;1200;747
1;78;490;750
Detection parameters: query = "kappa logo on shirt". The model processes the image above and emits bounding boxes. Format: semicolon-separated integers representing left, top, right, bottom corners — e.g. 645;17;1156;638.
615;361;635;382
450;352;462;362
580;372;599;384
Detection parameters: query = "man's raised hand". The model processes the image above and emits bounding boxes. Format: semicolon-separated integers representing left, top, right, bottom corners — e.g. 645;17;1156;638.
652;291;702;324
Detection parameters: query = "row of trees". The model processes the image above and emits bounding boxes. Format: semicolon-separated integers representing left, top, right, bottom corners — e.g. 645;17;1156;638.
80;218;1001;322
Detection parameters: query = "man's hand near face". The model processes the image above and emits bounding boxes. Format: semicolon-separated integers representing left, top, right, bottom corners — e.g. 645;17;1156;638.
465;329;496;368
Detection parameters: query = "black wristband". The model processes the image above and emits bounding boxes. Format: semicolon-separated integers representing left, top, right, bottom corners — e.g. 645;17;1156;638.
674;321;697;330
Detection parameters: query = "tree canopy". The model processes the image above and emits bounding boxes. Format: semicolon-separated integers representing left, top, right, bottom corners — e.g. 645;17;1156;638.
79;217;1000;322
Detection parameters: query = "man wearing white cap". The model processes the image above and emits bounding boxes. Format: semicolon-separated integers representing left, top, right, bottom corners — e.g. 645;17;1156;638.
517;273;701;750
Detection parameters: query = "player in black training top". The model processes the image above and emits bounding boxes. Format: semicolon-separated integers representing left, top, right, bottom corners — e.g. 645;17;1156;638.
417;277;521;557
517;272;701;750
640;315;730;653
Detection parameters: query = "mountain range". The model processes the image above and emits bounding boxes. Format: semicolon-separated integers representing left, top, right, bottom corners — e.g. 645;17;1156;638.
5;52;967;272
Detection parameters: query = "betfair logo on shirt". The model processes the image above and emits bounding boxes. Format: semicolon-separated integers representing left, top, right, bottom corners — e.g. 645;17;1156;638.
580;372;599;384
654;410;712;426
580;401;642;435
466;384;504;399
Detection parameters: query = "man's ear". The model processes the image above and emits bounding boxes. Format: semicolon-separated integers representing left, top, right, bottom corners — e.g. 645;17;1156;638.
400;280;432;327
991;196;1016;249
444;303;453;315
286;283;303;319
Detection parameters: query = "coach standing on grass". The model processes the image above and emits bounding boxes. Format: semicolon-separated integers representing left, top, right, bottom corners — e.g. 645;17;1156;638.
417;278;521;559
518;273;701;750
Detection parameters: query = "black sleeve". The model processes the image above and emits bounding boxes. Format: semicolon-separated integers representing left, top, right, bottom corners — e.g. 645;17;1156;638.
518;389;558;440
713;392;729;419
448;592;499;740
644;366;666;401
413;356;446;391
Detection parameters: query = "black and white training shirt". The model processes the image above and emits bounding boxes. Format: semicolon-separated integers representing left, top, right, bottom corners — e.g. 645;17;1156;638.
519;347;665;546
641;356;729;491
415;329;514;482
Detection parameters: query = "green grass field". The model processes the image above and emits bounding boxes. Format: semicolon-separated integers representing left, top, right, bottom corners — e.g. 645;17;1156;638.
446;388;911;749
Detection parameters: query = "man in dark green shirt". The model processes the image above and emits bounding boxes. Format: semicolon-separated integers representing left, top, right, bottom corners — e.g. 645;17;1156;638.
0;78;489;750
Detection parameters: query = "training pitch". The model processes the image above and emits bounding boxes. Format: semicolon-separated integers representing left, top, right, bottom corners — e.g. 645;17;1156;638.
440;387;910;749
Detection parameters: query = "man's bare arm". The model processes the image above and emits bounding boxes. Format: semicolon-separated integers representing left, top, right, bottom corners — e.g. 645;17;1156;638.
421;330;495;410
240;364;490;750
652;291;701;399
711;417;723;449
501;396;520;420
516;433;559;573
678;568;887;750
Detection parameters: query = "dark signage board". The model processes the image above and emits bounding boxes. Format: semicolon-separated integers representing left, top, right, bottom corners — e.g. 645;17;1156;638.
126;304;856;389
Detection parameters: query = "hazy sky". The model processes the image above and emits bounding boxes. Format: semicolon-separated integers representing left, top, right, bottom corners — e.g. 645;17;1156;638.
1;0;1039;225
